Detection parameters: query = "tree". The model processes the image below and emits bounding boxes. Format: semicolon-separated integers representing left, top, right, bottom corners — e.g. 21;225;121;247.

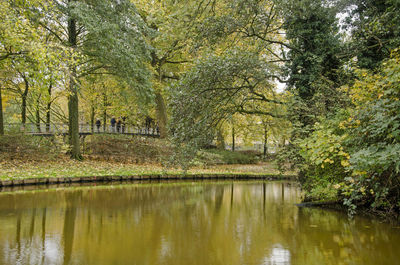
169;50;284;165
165;0;292;166
133;0;212;138
345;0;400;69
282;0;345;129
33;0;153;159
0;0;46;135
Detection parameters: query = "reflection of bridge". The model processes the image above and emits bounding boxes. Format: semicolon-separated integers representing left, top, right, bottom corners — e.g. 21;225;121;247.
4;123;160;137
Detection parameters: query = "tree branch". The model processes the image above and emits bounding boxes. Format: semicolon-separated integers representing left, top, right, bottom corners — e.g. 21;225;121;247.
165;60;191;64
0;51;28;61
38;22;65;43
236;105;283;118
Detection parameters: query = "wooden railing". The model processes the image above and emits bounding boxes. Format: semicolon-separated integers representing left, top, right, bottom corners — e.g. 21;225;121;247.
3;123;160;137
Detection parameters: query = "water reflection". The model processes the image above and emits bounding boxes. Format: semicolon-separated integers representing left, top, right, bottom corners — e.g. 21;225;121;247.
0;181;399;265
263;245;291;265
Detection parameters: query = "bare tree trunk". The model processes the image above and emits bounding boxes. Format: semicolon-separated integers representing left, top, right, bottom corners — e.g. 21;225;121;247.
103;92;107;132
155;92;168;138
0;86;4;135
263;125;268;158
36;96;41;132
21;77;29;125
46;82;52;132
68;76;80;159
68;5;81;160
90;105;95;133
216;128;225;150
232;123;235;152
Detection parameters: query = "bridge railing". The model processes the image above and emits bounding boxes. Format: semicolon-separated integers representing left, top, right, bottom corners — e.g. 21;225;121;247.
3;123;160;136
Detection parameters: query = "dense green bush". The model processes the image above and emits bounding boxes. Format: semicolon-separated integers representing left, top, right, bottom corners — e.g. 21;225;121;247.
298;50;400;216
193;149;260;166
297;111;351;201
342;51;400;215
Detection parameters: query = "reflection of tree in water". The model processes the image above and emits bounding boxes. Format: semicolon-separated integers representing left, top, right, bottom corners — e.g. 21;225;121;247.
16;211;22;260
62;192;78;265
230;183;234;210
287;207;400;265
1;182;400;265
41;208;47;265
214;186;225;216
29;208;36;243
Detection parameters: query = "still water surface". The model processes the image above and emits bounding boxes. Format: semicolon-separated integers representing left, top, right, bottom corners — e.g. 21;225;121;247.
0;181;399;265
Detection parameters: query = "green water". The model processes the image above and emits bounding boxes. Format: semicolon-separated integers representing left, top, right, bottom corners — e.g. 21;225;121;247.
0;181;399;265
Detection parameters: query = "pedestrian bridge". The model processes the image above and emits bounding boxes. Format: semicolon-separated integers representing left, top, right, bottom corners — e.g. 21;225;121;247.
3;123;160;137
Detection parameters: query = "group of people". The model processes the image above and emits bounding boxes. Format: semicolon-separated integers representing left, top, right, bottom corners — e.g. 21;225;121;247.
111;117;126;133
93;116;160;135
95;117;126;133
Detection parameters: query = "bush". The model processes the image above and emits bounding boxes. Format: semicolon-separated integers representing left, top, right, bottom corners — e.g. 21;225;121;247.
341;51;400;215
297;110;351;196
193;149;260;166
298;49;400;216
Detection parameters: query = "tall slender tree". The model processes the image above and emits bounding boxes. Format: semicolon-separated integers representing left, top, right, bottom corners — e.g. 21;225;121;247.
35;0;153;159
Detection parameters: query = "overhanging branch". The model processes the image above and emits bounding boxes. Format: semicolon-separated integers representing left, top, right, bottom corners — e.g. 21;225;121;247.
236;105;283;118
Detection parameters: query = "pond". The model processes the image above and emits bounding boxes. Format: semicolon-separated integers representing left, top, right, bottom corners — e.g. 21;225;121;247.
0;181;399;265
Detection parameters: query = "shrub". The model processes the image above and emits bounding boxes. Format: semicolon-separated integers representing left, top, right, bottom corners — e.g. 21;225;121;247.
193;149;260;166
298;49;400;216
297;110;351;200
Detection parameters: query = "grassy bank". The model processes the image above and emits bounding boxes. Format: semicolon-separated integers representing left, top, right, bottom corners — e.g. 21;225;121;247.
0;160;295;180
0;134;296;181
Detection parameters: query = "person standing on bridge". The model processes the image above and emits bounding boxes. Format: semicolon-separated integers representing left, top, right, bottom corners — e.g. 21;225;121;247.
96;119;101;132
116;119;122;133
122;116;126;133
111;117;116;132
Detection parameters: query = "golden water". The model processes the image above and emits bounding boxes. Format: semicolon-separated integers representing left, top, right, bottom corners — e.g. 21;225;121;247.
0;181;399;265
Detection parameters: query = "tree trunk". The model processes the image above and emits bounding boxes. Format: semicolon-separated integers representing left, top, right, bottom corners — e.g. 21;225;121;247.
216;129;225;150
263;125;268;158
36;95;41;132
46;82;52;132
0;86;4;135
68;7;81;160
21;77;29;125
103;92;107;132
232;124;235;152
68;77;81;159
155;92;168;138
90;105;95;133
